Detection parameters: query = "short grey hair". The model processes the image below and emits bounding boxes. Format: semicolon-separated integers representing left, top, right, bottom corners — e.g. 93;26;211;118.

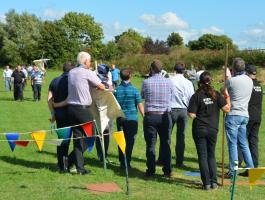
77;51;91;65
232;57;245;72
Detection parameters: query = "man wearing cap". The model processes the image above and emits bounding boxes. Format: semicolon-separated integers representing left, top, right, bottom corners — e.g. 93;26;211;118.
238;65;262;169
223;57;254;178
157;61;194;168
141;59;173;177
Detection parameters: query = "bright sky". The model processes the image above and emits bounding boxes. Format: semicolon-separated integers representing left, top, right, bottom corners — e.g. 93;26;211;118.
1;0;265;49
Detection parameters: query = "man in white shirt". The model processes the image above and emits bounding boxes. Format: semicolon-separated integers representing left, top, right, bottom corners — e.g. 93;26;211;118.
157;61;194;168
3;65;13;92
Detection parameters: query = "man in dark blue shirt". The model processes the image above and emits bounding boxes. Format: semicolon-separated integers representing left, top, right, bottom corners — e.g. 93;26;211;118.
48;62;74;173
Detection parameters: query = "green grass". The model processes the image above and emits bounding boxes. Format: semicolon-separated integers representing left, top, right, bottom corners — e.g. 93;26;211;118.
0;70;264;200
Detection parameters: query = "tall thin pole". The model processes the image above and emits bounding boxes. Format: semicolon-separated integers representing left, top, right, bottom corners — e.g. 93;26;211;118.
222;44;229;186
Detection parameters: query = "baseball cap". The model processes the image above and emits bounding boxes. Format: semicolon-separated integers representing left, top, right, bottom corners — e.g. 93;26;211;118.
245;65;256;75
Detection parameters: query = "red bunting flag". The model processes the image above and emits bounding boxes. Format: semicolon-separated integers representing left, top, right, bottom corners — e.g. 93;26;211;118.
82;122;93;137
15;140;30;147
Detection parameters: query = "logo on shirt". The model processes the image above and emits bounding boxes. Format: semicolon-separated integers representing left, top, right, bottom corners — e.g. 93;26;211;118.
203;98;213;105
254;86;262;92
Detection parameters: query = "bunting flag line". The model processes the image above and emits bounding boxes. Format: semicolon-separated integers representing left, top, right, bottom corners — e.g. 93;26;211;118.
82;122;93;137
15;140;29;147
31;131;46;151
85;137;95;153
56;127;71;145
113;131;126;154
5;133;20;152
249;168;265;189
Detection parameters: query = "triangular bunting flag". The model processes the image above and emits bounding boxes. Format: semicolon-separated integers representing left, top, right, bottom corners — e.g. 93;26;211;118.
46;139;64;146
249;168;265;189
56;127;71;145
5;133;20;152
15;140;29;147
31;131;46;151
113;131;126;154
85;137;95;153
82;122;93;137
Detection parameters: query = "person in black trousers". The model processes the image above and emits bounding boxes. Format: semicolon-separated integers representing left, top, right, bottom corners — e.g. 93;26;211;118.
238;65;262;169
11;65;25;101
188;71;230;190
48;62;74;173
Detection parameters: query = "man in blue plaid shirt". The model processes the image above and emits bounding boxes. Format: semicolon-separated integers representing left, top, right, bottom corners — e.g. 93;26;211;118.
141;59;173;177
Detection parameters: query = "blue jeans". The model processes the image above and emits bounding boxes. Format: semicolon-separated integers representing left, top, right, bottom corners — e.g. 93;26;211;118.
225;115;254;172
5;78;12;91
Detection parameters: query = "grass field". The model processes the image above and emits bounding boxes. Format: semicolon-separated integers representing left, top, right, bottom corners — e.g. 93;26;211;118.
0;70;264;200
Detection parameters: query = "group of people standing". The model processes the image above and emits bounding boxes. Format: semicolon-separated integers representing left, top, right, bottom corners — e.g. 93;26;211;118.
2;65;45;101
47;51;262;191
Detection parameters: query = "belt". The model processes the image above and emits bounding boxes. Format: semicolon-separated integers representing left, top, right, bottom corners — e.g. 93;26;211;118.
68;104;90;109
145;111;170;115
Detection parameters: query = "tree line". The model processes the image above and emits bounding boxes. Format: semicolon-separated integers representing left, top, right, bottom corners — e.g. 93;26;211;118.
0;10;258;70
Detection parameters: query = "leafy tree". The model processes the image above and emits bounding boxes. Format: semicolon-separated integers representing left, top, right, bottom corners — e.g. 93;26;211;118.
143;37;170;54
0;10;42;66
188;34;237;50
100;41;119;60
167;32;183;47
37;21;74;68
58;12;104;59
115;29;144;55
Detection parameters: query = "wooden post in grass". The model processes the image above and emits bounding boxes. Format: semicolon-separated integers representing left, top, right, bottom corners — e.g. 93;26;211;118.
222;43;229;186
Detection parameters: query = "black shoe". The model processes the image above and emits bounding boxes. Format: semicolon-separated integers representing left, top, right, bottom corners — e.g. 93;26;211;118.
77;169;91;175
238;170;248;177
145;170;155;177
164;172;172;178
59;169;69;174
202;184;211;190
211;183;219;190
176;163;186;169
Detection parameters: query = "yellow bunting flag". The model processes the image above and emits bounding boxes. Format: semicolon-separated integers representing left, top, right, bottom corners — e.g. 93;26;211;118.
113;131;126;154
31;131;46;151
249;168;265;189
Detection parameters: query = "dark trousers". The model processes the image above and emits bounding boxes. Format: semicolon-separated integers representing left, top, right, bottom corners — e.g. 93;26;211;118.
33;84;41;100
13;83;23;100
55;109;71;171
158;108;188;165
117;118;138;167
144;113;172;174
95;129;110;161
193;127;218;186
67;105;92;172
238;120;260;168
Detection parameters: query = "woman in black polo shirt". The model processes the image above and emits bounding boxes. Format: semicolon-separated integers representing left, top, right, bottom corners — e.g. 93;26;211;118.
188;71;230;190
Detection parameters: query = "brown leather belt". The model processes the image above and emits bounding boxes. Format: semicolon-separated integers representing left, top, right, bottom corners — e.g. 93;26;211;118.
145;111;170;115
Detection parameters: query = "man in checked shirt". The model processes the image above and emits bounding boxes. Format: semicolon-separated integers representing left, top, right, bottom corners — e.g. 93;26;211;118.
141;59;173;177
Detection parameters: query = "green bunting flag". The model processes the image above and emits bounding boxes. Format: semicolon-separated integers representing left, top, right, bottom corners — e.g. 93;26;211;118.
56;127;71;145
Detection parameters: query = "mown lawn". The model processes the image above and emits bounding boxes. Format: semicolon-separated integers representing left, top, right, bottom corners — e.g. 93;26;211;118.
0;70;264;200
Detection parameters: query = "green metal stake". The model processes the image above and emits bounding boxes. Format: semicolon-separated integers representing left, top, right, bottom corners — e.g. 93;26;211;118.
93;120;107;174
230;161;238;200
123;153;130;195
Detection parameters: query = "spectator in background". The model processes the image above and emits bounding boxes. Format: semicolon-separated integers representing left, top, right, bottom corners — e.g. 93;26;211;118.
21;65;28;90
114;68;144;169
3;65;13;92
224;58;254;178
11;65;25;101
188;71;230;190
141;59;173;177
31;66;44;101
110;64;120;88
157;61;194;168
48;62;74;173
238;65;262;169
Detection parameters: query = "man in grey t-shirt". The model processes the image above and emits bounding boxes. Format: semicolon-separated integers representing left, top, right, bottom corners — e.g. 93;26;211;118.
224;57;254;177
